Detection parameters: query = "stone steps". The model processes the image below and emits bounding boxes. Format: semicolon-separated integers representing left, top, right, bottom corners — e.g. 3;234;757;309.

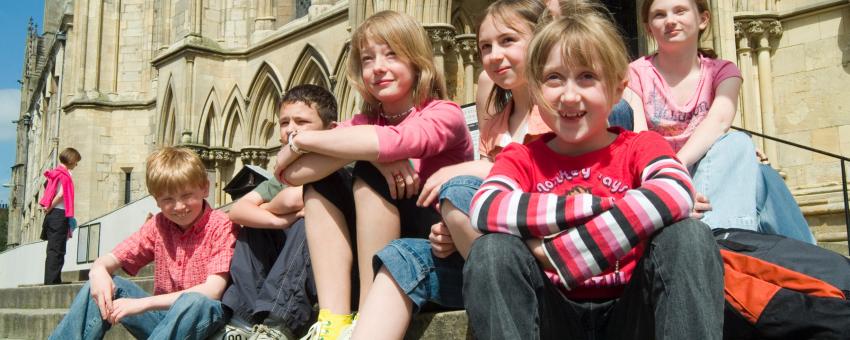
0;279;154;310
0;308;134;339
0;275;470;339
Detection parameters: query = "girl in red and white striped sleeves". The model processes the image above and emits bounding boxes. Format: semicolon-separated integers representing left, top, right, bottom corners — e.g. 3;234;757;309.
462;2;724;339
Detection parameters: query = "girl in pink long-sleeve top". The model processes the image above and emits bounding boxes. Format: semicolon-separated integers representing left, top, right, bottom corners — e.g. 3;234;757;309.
39;147;81;285
274;10;472;339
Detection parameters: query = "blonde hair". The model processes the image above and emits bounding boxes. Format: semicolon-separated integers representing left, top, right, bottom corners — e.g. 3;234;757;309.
145;147;208;198
59;147;81;166
347;10;446;116
477;0;548;115
526;1;629;113
640;0;716;58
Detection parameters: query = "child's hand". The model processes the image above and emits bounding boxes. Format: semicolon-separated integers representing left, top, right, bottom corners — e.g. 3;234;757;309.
524;238;554;270
107;298;148;324
88;270;115;320
373;160;420;200
417;166;454;208
691;192;712;219
429;222;456;258
755;148;770;165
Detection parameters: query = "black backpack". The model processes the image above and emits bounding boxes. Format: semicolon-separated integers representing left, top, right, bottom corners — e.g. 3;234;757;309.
714;228;850;340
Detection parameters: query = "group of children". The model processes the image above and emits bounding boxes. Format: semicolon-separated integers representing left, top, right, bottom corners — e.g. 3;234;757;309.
47;0;814;339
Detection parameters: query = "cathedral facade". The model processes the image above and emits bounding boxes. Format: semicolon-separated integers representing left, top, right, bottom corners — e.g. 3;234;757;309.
7;0;850;248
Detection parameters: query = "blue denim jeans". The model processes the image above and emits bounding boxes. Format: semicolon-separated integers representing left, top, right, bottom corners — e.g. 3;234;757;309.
607;99;634;131
691;131;760;231
372;176;483;313
438;175;484;215
463;219;723;340
757;163;817;244
49;276;225;340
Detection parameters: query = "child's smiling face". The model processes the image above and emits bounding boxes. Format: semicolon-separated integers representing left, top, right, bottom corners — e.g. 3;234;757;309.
538;43;622;156
154;184;208;230
478;13;533;91
359;38;415;113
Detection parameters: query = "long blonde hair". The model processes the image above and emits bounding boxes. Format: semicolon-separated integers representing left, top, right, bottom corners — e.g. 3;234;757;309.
526;1;630;113
347;10;446;116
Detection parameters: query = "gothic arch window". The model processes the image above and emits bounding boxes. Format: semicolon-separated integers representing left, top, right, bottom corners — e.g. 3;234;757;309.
452;9;474;35
198;88;221;146
247;62;283;146
222;86;247;149
287;44;332;91
159;81;178;146
332;42;359;121
296;0;311;18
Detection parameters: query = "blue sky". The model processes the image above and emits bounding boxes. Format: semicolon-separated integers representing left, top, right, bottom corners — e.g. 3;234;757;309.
0;1;44;205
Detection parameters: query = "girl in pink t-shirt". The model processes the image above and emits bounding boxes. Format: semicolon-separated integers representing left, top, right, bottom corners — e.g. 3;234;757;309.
623;0;759;231
348;2;551;339
274;11;472;339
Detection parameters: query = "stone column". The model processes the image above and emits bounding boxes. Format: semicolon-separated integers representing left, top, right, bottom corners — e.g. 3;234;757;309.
87;0;105;97
456;34;478;104
735;21;759;139
75;0;90;96
425;25;456;77
183;55;195;144
255;0;275;31
748;19;783;163
111;0;122;94
193;0;203;37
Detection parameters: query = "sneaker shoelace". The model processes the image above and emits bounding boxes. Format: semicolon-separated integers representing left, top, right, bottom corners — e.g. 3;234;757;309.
301;320;331;340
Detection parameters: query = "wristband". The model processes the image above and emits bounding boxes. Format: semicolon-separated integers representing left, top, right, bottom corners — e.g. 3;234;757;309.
287;131;309;155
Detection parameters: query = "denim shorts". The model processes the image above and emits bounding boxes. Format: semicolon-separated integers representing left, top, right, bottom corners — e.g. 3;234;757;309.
438;175;483;216
374;238;465;313
371;176;484;313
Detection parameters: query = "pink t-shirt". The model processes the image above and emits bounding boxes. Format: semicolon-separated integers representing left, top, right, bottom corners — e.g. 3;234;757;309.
342;99;474;183
627;55;742;151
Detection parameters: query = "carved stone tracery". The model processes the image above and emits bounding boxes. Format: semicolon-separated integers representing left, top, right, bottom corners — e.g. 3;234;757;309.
455;34;478;66
239;147;273;168
425;25;456;56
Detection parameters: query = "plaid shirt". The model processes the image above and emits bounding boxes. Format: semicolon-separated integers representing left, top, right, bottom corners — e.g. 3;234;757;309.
111;202;238;295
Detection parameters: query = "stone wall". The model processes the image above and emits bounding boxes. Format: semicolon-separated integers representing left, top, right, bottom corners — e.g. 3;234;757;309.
10;0;850;247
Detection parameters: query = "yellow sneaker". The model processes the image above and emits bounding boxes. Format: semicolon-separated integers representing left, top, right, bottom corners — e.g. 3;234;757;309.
299;309;353;340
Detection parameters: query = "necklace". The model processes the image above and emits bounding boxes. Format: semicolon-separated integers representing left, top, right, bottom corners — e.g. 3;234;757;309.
379;105;414;120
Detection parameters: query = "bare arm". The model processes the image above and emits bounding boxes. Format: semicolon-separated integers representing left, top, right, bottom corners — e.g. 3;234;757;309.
292;126;380;160
675;77;742;167
228;191;300;230
279;153;353;186
87;254;123;320
265;186;304;216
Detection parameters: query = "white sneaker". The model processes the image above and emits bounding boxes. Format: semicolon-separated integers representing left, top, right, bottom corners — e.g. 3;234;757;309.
248;323;296;340
336;319;356;340
299;320;331;340
210;322;253;340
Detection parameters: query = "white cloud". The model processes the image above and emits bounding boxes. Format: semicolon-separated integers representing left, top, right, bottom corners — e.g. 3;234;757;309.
0;88;21;142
